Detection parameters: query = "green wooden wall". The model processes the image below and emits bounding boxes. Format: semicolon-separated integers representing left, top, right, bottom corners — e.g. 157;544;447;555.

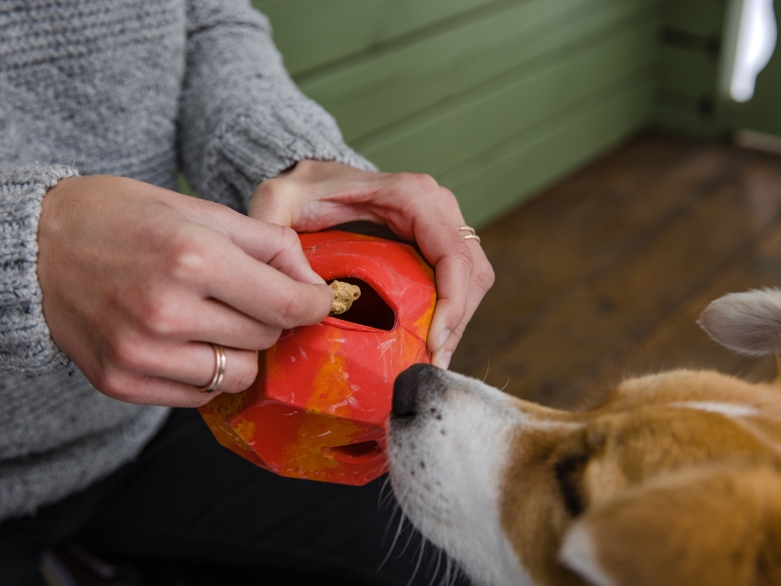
253;0;663;227
653;0;727;137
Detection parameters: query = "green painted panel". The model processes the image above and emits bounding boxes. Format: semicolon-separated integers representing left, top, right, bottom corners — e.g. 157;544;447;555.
655;102;721;138
444;79;656;226
301;0;659;143
659;46;718;98
251;0;502;76
250;0;664;221
663;0;726;37
354;22;659;177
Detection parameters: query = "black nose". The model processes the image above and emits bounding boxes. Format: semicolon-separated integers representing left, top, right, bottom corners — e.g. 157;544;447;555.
392;363;438;417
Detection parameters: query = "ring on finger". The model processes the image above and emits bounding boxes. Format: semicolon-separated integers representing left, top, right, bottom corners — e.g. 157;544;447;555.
457;225;481;244
196;343;226;393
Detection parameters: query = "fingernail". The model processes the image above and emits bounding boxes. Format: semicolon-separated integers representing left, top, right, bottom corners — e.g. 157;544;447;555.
432;351;452;370
305;268;327;285
436;330;451;351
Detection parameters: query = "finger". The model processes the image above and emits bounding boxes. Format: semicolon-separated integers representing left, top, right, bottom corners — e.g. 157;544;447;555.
431;240;494;369
178;199;325;285
201;240;334;330
426;242;470;343
100;370;230;408
169;224;333;329
248;176;301;226
228;221;325;285
400;202;472;355
250;160;395;233
112;341;260;395
153;297;283;351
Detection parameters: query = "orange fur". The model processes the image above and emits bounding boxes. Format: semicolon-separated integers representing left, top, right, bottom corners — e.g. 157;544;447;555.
500;370;781;585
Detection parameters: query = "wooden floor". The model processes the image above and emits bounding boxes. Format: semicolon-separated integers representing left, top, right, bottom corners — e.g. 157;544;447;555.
449;131;781;410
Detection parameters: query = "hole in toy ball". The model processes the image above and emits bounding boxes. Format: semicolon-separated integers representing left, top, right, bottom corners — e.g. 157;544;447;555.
329;278;396;331
328;440;382;463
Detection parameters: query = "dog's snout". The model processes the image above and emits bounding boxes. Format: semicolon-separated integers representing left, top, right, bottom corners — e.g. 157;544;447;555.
392;363;439;418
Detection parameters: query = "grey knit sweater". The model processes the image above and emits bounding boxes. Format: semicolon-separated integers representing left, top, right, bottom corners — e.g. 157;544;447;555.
0;0;373;522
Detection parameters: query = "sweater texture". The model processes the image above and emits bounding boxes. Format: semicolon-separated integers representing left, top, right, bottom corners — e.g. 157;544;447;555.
0;0;374;521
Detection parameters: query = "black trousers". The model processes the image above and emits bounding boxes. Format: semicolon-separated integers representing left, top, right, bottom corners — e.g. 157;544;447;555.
0;409;464;586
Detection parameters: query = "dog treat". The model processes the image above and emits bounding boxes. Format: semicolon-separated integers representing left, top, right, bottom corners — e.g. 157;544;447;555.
329;280;361;315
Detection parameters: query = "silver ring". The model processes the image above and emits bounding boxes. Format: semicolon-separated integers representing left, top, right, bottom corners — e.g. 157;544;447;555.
196;344;226;393
463;234;481;244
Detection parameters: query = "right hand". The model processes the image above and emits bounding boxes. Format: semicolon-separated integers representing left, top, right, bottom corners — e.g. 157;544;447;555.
37;175;333;407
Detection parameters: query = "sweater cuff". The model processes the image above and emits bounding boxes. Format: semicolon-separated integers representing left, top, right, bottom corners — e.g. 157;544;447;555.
204;98;377;213
0;164;78;375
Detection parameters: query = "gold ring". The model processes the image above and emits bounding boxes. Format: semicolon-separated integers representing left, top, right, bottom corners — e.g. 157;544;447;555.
196;344;226;393
458;226;481;244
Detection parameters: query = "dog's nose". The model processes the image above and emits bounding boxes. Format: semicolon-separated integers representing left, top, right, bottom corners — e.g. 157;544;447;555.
392;363;438;417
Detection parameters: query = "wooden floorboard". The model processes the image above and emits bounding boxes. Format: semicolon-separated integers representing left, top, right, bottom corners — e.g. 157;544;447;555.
449;131;781;409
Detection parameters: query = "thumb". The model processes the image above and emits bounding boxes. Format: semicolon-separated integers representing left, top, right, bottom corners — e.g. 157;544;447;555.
248;178;300;227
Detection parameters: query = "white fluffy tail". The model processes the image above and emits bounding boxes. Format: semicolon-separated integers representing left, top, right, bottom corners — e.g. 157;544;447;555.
698;289;781;357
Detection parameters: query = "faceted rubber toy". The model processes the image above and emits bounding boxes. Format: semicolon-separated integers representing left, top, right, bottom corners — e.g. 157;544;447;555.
199;231;436;485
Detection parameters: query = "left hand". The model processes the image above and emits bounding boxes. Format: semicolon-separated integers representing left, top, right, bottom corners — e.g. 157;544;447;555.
249;160;495;369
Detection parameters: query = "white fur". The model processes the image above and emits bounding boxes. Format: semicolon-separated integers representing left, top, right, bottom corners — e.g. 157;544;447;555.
698;288;781;356
671;401;760;418
385;288;781;586
387;370;533;586
558;525;615;586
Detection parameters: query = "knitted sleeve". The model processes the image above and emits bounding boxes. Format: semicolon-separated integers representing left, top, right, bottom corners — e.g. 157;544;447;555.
0;164;77;375
178;0;376;213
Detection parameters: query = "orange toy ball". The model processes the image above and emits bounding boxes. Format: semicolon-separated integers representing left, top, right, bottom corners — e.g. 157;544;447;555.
199;231;436;485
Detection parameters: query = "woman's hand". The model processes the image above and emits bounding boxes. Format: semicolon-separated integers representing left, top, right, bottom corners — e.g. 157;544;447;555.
38;175;333;407
249;160;495;369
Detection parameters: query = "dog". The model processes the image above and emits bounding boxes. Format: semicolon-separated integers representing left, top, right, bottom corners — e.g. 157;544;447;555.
387;288;781;586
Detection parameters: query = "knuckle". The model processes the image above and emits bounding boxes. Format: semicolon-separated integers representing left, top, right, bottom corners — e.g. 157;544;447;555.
138;295;180;337
389;173;439;195
95;368;128;399
475;262;496;292
274;285;328;330
453;321;468;338
438;186;459;206
252;327;282;350
256;177;292;203
444;330;464;352
164;231;212;283
275;288;305;330
409;173;439;193
234;356;260;392
277;225;299;250
109;337;147;372
452;248;474;273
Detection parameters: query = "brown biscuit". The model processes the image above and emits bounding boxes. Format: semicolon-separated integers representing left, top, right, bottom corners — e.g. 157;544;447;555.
329;280;361;315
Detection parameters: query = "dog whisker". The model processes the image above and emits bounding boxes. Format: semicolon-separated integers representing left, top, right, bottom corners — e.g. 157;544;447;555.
427;548;442;586
405;539;426;586
396;519;419;559
381;503;401;546
378;475;395;509
379;505;409;570
379;488;397;510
